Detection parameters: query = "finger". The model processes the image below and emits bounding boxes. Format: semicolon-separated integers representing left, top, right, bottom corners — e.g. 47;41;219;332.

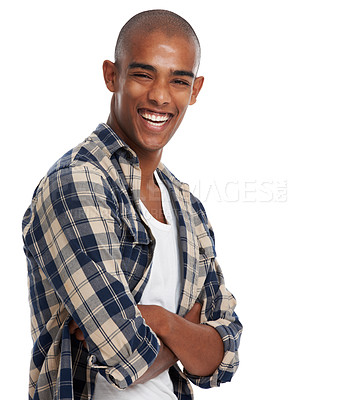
183;308;196;322
82;340;88;350
191;302;202;318
75;328;85;342
69;319;78;335
187;302;202;323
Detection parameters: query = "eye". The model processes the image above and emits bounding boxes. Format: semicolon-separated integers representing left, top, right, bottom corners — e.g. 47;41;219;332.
173;79;190;86
132;73;152;79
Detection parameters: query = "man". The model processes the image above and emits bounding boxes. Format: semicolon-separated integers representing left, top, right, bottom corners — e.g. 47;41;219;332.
22;9;242;400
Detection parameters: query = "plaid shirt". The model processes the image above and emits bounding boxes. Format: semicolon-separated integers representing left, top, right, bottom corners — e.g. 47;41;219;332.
22;123;242;400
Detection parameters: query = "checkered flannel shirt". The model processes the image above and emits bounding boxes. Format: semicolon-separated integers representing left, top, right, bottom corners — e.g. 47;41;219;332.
22;123;242;400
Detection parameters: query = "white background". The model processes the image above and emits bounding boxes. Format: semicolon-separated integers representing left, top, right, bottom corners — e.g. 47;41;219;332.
1;1;338;399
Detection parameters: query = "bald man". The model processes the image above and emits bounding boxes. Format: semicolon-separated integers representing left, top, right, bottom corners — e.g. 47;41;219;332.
23;10;242;400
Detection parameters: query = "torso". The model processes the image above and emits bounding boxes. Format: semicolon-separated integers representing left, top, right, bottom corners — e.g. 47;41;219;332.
93;170;182;400
140;174;167;223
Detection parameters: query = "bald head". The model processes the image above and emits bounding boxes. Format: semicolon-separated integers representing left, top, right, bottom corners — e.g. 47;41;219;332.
114;9;201;69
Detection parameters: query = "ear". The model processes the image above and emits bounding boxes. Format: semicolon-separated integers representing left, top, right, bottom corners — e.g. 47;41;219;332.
102;60;118;93
189;76;204;105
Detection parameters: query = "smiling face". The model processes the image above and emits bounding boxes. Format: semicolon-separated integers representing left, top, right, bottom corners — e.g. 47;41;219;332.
103;30;204;156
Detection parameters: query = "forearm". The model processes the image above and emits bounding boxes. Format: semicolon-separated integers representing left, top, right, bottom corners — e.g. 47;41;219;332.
70;316;177;386
163;312;223;376
138;305;224;377
131;342;177;385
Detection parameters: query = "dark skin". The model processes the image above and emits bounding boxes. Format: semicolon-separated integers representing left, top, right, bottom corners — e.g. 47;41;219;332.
70;30;224;382
104;30;204;223
70;302;203;382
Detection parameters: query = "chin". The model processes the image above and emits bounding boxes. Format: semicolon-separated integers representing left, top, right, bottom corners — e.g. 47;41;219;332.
138;133;173;152
140;141;167;152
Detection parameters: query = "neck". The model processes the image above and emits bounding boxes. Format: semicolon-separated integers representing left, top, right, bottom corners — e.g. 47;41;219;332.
106;113;162;189
138;149;163;198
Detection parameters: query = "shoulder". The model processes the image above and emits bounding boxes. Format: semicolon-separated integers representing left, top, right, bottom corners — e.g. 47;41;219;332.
31;133;117;202
46;133;111;180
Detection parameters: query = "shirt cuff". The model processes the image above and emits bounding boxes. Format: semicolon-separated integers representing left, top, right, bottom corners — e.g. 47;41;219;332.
88;331;161;389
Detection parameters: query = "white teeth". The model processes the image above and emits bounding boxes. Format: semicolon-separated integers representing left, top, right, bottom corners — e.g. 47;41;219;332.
147;120;167;127
140;111;169;123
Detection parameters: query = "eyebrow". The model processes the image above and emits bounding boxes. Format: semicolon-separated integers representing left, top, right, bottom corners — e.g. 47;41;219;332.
128;62;156;72
173;70;195;78
128;62;195;78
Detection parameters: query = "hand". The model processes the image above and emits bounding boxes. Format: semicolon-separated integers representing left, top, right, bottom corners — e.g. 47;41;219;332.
183;302;202;325
69;319;88;349
131;341;178;386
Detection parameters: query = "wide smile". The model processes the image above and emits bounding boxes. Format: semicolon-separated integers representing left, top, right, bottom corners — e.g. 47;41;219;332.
138;108;173;129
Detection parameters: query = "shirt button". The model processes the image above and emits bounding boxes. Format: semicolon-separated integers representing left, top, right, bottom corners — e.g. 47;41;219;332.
88;354;97;365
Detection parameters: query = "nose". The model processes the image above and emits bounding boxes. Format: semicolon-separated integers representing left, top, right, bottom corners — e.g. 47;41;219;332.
148;78;171;106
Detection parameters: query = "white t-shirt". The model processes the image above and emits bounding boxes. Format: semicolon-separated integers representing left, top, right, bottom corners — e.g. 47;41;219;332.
93;171;182;399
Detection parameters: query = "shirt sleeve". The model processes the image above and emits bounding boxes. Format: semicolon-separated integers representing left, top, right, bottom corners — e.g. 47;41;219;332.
184;200;243;388
23;164;160;389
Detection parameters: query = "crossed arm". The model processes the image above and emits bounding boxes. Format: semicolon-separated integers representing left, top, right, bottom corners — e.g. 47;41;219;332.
70;302;224;384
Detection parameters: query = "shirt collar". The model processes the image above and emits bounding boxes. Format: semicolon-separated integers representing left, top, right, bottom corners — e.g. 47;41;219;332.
93;123;189;193
93;123;139;165
157;162;190;193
